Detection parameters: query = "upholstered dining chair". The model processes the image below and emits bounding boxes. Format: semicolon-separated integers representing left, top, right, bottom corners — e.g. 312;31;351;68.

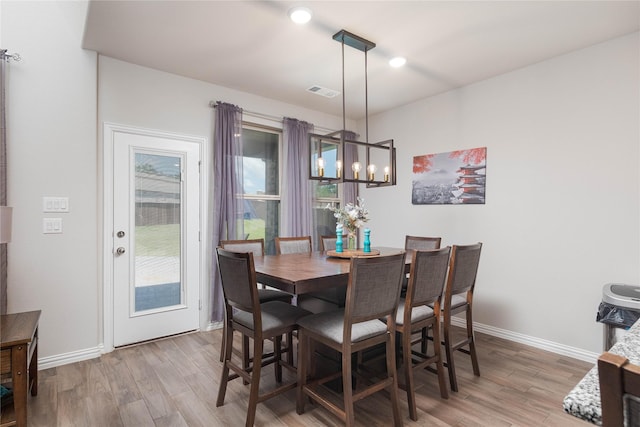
402;236;442;329
275;235;312;254
216;248;311;427
296;252;407;427
441;242;483;392
218;238;293;363
404;235;442;251
319;234;347;252
396;247;450;421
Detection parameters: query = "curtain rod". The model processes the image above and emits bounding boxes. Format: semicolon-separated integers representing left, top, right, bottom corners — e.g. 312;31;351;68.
209;100;337;135
0;50;21;62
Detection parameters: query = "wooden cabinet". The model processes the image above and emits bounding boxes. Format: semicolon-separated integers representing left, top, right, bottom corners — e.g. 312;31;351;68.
0;310;40;427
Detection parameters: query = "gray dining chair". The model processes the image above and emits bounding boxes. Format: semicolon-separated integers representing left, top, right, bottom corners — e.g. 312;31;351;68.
442;242;483;392
218;238;293;363
396;247;450;420
296;252;406;427
405;235;442;251
216;248;311;427
319;234;347;252
275;236;312;254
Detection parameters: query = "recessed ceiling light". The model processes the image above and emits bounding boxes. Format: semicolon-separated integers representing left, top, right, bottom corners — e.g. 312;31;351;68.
389;57;407;68
288;7;312;24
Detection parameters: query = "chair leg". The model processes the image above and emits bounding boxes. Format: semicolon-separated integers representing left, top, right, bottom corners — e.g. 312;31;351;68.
443;319;458;392
246;337;263;427
386;330;403;427
466;309;480;376
286;331;294;365
216;321;234;407
219;321;226;362
342;350;355;427
296;331;308;415
401;328;418;421
421;326;428;355
431;321;449;399
242;334;250;385
274;335;283;383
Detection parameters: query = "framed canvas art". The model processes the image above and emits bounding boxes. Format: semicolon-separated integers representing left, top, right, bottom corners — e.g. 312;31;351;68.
412;147;486;205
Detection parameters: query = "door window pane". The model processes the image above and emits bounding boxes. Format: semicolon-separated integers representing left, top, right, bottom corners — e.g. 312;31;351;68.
134;153;182;312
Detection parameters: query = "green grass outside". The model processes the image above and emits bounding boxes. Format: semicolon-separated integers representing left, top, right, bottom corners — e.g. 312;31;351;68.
135;220;266;256
135;224;180;256
243;219;265;240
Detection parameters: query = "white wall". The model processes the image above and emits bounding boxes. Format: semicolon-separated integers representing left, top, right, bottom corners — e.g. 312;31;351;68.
360;32;640;356
3;1;99;361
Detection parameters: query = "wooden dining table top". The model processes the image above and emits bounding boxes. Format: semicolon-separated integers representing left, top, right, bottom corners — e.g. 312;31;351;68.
253;247;408;295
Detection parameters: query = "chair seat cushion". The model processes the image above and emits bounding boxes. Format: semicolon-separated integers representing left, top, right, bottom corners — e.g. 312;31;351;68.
395;299;434;326
234;301;310;335
297;310;388;344
450;293;467;309
258;288;292;303
428;293;467;310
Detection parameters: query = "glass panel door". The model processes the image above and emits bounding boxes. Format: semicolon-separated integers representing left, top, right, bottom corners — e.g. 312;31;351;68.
134;153;182;312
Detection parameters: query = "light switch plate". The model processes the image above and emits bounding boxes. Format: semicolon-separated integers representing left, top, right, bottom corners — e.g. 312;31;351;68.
43;197;69;213
43;218;63;234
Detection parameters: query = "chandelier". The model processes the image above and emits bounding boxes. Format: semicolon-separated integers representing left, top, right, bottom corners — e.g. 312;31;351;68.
309;30;396;188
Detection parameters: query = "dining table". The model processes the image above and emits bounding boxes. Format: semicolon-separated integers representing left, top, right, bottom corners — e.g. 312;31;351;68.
252;247;408;296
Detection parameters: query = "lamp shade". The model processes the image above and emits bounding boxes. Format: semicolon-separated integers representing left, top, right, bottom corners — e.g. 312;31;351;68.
0;206;13;244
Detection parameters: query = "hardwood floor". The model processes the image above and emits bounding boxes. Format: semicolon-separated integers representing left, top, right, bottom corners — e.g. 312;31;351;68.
24;327;592;426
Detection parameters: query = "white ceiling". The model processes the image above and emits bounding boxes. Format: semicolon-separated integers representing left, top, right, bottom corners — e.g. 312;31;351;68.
82;1;640;120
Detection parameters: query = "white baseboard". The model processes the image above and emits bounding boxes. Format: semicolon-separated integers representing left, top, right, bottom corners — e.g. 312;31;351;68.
451;317;599;364
207;321;223;331
38;344;105;370
36;319;598;370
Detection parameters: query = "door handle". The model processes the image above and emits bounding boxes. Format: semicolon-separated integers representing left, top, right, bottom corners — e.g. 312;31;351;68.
115;247;126;255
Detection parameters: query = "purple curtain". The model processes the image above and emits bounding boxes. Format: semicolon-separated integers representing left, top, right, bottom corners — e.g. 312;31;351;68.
283;117;314;237
210;101;244;322
0;51;8;314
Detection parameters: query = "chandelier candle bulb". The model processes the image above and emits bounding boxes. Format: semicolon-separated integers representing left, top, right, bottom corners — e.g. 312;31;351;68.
384;166;390;182
352;162;361;180
336;160;342;178
317;157;324;177
368;164;376;181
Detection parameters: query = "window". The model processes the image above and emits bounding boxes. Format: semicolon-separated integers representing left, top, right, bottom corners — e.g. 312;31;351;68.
241;124;340;253
241;125;281;254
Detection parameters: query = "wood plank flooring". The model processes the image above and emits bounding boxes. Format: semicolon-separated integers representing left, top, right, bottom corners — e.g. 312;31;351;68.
22;327;593;426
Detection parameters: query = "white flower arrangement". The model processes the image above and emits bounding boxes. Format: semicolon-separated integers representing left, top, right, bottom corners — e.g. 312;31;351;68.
327;197;370;235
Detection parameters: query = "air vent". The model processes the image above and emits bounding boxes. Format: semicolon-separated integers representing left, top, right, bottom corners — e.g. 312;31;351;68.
307;85;340;98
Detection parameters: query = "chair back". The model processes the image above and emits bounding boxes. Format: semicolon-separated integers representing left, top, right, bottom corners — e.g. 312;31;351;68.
599;352;640;427
216;248;260;314
220;238;264;257
445;243;482;299
319;234;349;252
319;235;336;252
275;236;312;254
405;235;442;251
407;247;451;307
345;253;407;325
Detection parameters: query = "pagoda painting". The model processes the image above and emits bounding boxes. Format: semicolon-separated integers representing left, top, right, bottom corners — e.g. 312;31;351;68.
412;147;486;205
